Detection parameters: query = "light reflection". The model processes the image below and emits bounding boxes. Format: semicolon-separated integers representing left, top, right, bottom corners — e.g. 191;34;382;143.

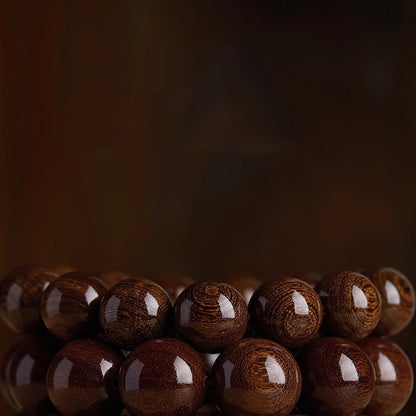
352;285;368;309
144;293;159;316
218;294;235;319
104;296;120;323
46;288;62;317
339;353;359;382
385;280;401;305
378;353;397;381
53;357;73;389
125;359;144;392
180;299;193;325
173;356;193;384
85;286;99;305
258;296;268;310
15;354;34;386
100;359;113;377
223;360;234;389
292;290;309;315
265;356;286;384
7;283;22;311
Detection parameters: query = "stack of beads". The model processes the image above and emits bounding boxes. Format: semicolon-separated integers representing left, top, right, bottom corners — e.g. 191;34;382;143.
0;264;414;416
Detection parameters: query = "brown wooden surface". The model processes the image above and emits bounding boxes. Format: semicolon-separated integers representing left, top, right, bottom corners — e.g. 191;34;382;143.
1;1;416;414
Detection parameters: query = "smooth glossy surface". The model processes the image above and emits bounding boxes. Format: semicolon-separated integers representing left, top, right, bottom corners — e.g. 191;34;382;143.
47;338;124;416
249;277;323;350
0;265;58;333
225;274;261;304
212;338;301;416
40;272;108;341
156;273;196;303
99;278;172;350
174;280;248;353
119;338;207;416
358;337;413;416
315;271;382;340
1;336;60;415
362;267;415;337
297;337;375;416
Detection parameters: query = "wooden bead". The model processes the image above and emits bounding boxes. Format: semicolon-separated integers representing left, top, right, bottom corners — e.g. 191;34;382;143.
98;270;132;288
1;336;60;415
225;274;261;303
315;271;382;341
358;337;413;416
49;265;76;276
362;267;415;337
99;278;172;350
249;277;323;350
288;271;322;289
156;273;196;303
119;338;207;416
212;337;301;416
0;265;58;333
40;272;108;341
297;337;375;416
47;338;124;416
174;281;248;353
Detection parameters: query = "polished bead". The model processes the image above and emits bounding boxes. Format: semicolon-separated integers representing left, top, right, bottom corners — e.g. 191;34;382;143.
174;281;248;353
315;271;382;341
212;337;301;416
362;267;415;337
1;336;60;415
225;274;261;303
99;278;172;350
297;337;375;416
98;270;132;289
358;337;413;416
40;272;108;341
156;273;196;303
119;338;207;416
0;265;58;333
249;277;323;350
47;338;124;416
49;265;76;276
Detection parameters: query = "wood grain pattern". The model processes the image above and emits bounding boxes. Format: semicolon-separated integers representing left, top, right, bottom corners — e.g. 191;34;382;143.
212;337;301;416
315;271;382;340
40;271;108;341
297;337;375;416
174;281;248;353
249;277;323;349
0;265;58;334
225;274;261;304
99;278;172;350
47;338;124;416
156;273;196;303
358;337;414;416
1;335;60;415
362;267;415;337
119;338;207;416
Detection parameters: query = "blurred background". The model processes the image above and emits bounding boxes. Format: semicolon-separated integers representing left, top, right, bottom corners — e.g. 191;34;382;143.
0;0;415;414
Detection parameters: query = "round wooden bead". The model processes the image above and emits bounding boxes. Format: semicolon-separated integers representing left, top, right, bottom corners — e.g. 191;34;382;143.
49;265;76;276
1;336;60;415
297;337;375;416
174;280;248;353
0;265;58;333
362;267;415;337
156;273;196;303
249;277;323;350
40;272;108;341
212;337;301;416
358;337;413;416
47;338;124;416
315;271;382;341
119;338;207;416
225;274;261;304
99;278;172;350
98;270;132;289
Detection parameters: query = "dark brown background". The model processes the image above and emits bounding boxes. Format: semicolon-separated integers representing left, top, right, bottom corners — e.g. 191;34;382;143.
1;0;415;414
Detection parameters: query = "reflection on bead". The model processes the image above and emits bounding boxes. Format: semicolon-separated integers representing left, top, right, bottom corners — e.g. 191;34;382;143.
119;338;207;416
297;337;375;416
174;281;248;353
47;338;124;416
212;338;301;416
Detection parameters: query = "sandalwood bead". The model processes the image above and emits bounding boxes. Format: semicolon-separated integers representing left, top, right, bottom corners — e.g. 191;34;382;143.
47;338;124;416
99;278;172;350
225;274;261;304
249;277;323;349
315;271;382;341
40;272;108;341
119;338;207;416
297;337;375;416
0;265;58;333
362;267;415;337
358;337;414;416
212;338;301;416
174;281;248;353
156;273;196;303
